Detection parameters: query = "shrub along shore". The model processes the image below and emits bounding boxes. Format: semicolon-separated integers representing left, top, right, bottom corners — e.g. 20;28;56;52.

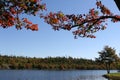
103;73;120;80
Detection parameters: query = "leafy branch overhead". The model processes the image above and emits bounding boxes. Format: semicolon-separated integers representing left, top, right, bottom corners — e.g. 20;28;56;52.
0;0;46;31
0;0;120;38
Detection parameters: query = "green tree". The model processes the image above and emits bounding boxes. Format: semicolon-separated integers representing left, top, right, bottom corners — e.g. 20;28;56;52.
96;46;119;74
0;0;120;38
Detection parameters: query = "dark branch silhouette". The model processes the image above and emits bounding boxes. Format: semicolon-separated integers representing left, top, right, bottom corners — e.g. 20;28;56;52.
114;0;120;11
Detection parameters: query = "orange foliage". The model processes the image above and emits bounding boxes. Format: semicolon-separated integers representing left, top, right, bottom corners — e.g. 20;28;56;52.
41;1;120;38
50;18;59;24
0;0;46;31
0;0;120;38
10;7;17;14
25;24;38;31
23;18;32;24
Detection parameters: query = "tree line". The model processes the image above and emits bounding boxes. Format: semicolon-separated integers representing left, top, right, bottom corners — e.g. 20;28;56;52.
0;54;119;70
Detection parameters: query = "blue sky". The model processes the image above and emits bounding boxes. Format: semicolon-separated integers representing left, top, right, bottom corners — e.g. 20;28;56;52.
0;0;120;59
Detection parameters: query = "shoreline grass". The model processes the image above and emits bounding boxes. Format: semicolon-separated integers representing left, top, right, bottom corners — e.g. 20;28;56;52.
103;72;120;80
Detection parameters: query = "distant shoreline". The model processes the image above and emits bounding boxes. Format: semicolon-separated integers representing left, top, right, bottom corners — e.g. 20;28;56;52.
0;55;118;70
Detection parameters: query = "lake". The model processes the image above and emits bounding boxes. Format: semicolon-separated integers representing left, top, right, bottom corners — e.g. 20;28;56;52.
0;70;117;80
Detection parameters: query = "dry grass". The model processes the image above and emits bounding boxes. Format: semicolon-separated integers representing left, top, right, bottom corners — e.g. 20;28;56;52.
103;73;120;80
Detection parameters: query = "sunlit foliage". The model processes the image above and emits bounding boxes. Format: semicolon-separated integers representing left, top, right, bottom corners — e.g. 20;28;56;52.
0;0;120;38
42;1;120;38
0;0;46;31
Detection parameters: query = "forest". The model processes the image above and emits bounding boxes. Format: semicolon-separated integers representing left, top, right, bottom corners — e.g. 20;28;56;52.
0;54;119;70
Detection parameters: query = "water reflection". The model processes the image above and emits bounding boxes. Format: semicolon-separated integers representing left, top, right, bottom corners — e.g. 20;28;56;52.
0;70;117;80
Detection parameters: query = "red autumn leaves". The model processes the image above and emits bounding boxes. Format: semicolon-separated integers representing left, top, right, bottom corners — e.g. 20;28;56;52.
0;12;15;27
42;1;113;38
42;12;69;30
42;1;120;38
0;0;46;31
0;0;120;38
23;18;38;31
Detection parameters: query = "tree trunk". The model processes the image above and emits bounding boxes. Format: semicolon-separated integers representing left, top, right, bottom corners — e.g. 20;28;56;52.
114;0;120;11
106;63;110;74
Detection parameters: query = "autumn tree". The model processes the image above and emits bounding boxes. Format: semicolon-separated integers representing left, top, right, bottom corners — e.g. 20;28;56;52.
0;0;120;38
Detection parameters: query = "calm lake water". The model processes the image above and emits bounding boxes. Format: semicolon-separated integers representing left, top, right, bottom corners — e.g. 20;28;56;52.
0;70;117;80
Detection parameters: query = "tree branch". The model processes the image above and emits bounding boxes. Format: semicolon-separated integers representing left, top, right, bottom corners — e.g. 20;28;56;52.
114;0;120;11
71;15;120;28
